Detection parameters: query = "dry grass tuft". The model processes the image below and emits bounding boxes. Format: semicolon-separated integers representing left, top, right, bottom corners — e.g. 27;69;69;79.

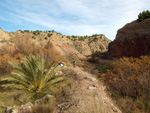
32;98;56;113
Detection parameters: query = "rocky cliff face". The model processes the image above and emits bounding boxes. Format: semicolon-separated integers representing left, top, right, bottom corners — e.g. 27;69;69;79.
108;19;150;59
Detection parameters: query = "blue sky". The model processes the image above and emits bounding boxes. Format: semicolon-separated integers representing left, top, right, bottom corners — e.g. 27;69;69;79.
0;0;150;40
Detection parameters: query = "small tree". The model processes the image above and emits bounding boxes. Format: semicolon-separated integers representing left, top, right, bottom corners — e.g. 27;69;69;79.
137;10;150;22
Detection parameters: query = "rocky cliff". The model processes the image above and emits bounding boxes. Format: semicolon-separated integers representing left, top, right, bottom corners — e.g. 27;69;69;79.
108;19;150;59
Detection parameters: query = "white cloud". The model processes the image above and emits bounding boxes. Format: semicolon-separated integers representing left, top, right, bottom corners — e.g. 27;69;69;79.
0;0;150;40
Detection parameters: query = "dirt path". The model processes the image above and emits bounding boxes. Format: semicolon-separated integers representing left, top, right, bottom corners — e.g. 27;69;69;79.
65;66;122;113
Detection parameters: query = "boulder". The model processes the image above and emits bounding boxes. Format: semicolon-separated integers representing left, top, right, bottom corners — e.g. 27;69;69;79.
4;106;13;113
4;103;33;113
18;102;33;113
87;85;97;90
4;106;19;113
84;76;96;82
55;71;63;76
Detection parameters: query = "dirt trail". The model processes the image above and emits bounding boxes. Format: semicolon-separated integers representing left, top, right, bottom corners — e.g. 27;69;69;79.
66;66;122;113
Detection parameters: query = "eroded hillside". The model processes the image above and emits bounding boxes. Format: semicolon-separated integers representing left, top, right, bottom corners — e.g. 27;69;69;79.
0;28;111;59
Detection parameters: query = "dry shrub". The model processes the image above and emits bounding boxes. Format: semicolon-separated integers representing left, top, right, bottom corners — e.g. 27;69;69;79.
0;44;25;75
14;38;65;64
0;54;17;74
98;58;113;66
65;52;79;63
0;54;25;75
0;39;65;76
117;97;149;113
102;56;150;112
14;37;41;55
0;44;16;56
43;41;65;65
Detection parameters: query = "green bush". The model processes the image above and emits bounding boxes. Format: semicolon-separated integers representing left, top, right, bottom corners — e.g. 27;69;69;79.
47;33;52;37
32;36;36;39
88;57;99;63
95;64;108;74
33;31;37;35
24;30;30;32
44;37;48;40
137;10;150;22
72;35;76;38
18;30;24;33
33;30;40;35
36;30;40;34
66;36;71;39
79;36;85;41
85;35;88;38
93;37;98;42
92;34;98;37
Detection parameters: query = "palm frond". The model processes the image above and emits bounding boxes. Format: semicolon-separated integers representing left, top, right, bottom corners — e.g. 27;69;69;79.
1;55;65;100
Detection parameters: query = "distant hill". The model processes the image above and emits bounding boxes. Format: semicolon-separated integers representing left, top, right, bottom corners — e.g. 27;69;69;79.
0;28;111;59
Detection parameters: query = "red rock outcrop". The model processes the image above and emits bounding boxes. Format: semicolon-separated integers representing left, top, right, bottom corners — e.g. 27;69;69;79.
108;19;150;59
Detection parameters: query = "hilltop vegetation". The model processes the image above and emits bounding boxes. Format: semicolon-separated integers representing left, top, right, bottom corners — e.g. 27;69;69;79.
137;10;150;22
18;29;107;42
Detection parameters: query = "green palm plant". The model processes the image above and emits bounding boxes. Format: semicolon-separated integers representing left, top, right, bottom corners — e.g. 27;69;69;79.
1;55;64;100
